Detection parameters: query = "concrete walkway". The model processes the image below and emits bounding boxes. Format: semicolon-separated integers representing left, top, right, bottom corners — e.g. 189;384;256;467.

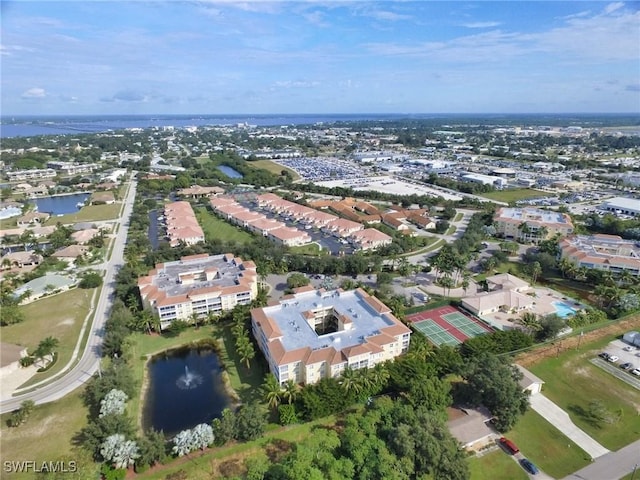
529;394;610;459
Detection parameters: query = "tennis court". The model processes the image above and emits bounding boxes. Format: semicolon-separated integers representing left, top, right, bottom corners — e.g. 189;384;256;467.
407;305;493;347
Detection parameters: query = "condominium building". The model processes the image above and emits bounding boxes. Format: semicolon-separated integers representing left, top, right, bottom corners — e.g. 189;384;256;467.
251;287;411;385
6;169;57;181
138;253;258;330
494;207;573;243
164;201;205;247
46;161;98;175
559;234;640;276
350;228;392;251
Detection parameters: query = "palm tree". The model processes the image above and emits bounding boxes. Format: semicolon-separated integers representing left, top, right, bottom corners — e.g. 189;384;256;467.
536;226;549;244
34;336;59;361
517;222;531;243
237;340;255;369
339;367;361;394
517;312;541;335
529;261;542;286
281;379;299;405
261;374;282;410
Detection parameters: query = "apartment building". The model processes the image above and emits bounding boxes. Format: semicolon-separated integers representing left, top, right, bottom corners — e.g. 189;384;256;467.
164;201;205;246
138;253;258;330
350;228;392;251
251;287;411;385
559;234;640;276
46;161;98;175
494;207;574;243
6;169;57;181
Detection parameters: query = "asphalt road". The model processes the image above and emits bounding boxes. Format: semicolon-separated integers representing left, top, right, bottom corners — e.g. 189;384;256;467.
563;439;640;480
0;175;137;414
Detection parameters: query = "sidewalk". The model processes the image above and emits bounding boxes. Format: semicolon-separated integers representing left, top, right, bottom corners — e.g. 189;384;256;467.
529;393;610;459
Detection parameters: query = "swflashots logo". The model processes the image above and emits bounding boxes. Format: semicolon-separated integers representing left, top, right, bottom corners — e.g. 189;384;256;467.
3;460;78;473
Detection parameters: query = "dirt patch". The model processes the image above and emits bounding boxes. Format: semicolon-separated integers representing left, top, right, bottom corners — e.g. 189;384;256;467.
56;318;75;326
517;316;640;367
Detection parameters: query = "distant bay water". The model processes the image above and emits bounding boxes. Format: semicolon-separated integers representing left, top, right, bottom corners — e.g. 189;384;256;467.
0;114;422;138
2;113;637;138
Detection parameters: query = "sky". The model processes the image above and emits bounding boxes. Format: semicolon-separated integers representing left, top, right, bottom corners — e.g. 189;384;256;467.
1;1;639;115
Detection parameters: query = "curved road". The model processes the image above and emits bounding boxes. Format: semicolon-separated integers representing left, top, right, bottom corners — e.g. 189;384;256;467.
0;176;137;414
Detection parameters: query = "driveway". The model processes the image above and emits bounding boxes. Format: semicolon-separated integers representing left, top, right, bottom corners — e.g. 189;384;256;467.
529;394;610;459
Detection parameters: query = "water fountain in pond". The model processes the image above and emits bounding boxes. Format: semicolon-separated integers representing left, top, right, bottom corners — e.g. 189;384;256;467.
176;365;203;390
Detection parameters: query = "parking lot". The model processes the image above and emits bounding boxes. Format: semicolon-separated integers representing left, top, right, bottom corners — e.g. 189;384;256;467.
592;339;640;390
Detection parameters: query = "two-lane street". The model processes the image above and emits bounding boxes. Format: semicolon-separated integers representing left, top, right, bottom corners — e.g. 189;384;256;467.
0;175;137;414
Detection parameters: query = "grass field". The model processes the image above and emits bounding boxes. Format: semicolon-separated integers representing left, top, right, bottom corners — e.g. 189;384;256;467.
529;337;640;451
249;160;300;180
44;203;121;225
468;450;527;480
479;189;550;203
453;212;463;222
289;242;326;256
0;388;99;480
2;288;96;388
194;207;254;244
508;409;592;478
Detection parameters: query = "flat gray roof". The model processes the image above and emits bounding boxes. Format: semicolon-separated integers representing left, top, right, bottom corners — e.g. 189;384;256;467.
153;255;244;297
498;207;570;224
602;197;640;212
264;289;397;352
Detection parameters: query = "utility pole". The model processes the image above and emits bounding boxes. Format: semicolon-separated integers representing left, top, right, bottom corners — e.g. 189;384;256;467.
631;463;638;480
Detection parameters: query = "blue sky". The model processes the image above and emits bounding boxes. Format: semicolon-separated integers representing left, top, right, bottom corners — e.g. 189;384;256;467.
2;1;639;115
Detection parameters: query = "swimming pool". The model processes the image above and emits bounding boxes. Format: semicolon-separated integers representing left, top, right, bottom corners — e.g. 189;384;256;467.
553;301;578;318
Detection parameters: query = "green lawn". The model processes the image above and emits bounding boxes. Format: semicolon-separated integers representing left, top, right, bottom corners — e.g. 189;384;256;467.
289;242;327;256
2;288;96;389
468;451;527;480
44;203;121;225
0;388;99;480
249;160;300;180
194;207;254;244
453;212;463;222
508;409;592;478
446;225;457;235
479;189;551;203
529;337;640;451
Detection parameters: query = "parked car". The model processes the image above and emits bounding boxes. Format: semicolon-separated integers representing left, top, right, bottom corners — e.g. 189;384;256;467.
499;437;520;455
631;368;640;376
520;458;539;475
620;362;634;370
598;352;610;360
607;355;619;363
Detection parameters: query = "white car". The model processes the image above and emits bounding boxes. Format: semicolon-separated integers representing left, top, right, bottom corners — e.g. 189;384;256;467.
607;355;619;363
631;369;640;377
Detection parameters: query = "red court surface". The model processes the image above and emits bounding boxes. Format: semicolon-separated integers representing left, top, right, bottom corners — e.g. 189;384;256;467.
406;305;493;346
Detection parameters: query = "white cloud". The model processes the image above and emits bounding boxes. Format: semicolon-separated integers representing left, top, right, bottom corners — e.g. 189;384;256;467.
604;2;625;15
460;21;502;29
273;80;320;89
21;87;46;98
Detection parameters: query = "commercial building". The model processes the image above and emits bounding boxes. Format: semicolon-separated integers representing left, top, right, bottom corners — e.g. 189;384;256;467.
164;201;205;247
138;253;258;330
559;234;640;276
251;287;411;385
461;274;534;317
177;185;225;199
600;197;640;217
494;207;574;243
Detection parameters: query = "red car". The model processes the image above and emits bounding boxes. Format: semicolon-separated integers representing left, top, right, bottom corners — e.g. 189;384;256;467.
499;437;520;455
